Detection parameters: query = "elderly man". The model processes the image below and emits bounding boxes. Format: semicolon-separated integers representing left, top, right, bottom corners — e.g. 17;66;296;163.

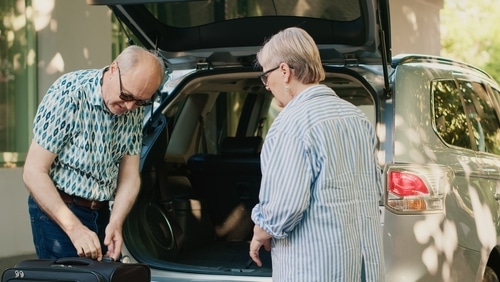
23;45;164;261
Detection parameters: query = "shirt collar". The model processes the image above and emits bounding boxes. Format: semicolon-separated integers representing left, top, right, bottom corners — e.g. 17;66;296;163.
287;84;337;108
90;66;109;108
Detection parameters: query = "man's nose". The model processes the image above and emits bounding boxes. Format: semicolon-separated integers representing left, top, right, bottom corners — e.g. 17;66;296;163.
124;100;137;110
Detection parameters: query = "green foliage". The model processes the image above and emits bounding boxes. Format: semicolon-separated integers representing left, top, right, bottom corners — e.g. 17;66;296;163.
441;0;500;83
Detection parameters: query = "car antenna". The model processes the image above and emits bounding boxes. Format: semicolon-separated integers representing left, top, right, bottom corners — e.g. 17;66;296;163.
271;0;277;15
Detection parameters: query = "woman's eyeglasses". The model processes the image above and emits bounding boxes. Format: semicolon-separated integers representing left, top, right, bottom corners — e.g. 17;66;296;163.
258;66;280;85
116;63;154;106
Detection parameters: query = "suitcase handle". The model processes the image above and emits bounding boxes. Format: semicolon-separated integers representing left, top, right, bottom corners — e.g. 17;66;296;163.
55;257;96;266
55;256;116;266
102;256;115;262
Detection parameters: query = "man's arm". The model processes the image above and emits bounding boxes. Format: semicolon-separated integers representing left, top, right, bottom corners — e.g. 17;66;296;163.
104;154;141;260
23;141;104;260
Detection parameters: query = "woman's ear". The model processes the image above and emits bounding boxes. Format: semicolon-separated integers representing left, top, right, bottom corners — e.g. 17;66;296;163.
281;63;293;83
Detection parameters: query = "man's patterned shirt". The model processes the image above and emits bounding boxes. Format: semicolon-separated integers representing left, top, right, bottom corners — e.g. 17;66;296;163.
33;68;143;201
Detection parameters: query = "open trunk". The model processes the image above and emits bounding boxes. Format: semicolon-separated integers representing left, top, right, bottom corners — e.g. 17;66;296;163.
120;66;382;276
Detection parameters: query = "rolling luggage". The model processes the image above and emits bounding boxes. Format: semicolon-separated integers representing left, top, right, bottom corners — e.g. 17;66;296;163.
1;257;150;282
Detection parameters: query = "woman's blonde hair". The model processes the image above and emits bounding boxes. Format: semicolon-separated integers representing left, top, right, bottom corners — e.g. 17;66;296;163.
257;27;325;84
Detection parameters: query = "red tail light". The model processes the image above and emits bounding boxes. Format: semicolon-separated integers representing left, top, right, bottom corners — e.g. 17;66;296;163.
385;166;451;212
388;171;429;196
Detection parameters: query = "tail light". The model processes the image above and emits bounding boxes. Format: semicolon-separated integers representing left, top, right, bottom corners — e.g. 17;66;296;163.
386;165;453;213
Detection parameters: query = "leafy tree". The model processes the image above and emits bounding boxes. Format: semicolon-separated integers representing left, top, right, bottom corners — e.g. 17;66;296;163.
441;0;500;83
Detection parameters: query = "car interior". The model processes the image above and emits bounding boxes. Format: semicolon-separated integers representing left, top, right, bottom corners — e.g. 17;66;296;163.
122;69;378;275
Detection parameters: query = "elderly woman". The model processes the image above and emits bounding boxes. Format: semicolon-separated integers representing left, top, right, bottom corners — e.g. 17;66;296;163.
249;27;385;281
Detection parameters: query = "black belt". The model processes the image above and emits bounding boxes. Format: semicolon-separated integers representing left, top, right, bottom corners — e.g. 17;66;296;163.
58;189;109;210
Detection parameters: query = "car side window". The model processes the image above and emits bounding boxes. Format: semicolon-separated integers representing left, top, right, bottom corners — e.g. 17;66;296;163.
204;91;271;153
202;92;246;154
432;80;473;149
457;80;500;154
433;79;500;154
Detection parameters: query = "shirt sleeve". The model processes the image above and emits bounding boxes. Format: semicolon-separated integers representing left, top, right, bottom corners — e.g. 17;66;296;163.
125;108;144;156
251;129;313;239
33;78;78;154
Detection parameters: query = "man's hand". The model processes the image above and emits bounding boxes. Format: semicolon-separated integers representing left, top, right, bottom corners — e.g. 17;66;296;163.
24;141;104;260
249;225;272;267
67;224;103;261
104;221;123;261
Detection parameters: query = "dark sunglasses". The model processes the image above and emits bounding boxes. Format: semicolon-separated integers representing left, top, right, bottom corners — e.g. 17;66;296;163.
116;64;154;106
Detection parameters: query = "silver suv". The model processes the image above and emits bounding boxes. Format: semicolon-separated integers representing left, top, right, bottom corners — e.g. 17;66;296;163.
88;0;500;281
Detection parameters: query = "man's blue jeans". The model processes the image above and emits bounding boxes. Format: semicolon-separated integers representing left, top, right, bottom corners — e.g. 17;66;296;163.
28;195;110;259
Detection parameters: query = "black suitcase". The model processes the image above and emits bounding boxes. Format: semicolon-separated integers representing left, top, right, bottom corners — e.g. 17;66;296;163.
1;257;150;282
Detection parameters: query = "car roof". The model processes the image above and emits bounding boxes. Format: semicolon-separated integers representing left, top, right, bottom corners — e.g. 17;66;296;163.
87;0;391;68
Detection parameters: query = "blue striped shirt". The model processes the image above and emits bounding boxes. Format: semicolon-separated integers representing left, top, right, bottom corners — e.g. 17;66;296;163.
251;84;384;281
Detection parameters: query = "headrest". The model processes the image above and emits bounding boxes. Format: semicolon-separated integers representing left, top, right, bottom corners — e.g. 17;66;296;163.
220;136;263;156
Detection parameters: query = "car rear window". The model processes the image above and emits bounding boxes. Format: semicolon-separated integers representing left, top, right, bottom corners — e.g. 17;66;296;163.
145;0;362;28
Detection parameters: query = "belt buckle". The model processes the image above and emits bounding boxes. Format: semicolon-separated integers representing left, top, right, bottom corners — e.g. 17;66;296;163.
90;200;100;210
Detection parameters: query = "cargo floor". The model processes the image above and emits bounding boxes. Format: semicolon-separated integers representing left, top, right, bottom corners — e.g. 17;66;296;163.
174;241;272;274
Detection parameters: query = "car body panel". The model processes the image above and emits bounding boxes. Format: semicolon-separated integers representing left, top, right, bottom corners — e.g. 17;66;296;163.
383;211;481;281
384;57;500;281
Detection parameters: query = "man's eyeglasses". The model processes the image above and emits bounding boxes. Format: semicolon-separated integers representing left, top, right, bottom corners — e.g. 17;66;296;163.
258;66;280;85
116;63;153;106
